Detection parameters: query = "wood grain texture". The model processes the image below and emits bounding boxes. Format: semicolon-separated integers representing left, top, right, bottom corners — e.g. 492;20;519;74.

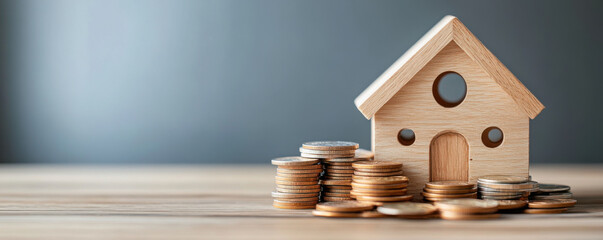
354;15;544;119
430;132;469;181
373;41;529;198
0;164;601;240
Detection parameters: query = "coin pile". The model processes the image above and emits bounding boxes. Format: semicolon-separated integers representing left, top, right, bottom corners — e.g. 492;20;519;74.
525;199;577;214
435;199;500;220
477;175;538;201
531;183;573;200
350;161;413;204
422;181;477;202
377;202;439;219
271;156;322;209
312;201;385;218
300;141;362;202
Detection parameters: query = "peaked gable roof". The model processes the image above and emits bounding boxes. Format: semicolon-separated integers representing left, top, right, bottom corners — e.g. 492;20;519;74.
354;16;544;119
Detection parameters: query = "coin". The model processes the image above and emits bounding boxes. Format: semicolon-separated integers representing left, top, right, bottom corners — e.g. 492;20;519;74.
352;176;409;184
301;152;355;158
273;199;318;206
302;141;359;150
323;196;354;201
325;169;355;174
424;187;476;194
277;164;323;170
425;181;474;190
477;175;529;184
276;168;323;174
352;161;402;169
480;195;522;200
325;165;354;170
440;212;500;220
273;203;316;209
351;189;408;197
496;200;528;210
275;187;321;193
323;185;353;189
271;156;320;166
275;180;318;186
275;176;318;182
356;195;413;202
273;196;319;202
479;191;524;196
532;192;573;200
434;199;499;214
323;158;357;163
299;147;356;155
271;191;319;198
353;167;403;173
324;188;352;193
312;210;361;218
528;199;577;209
537;183;571;193
323;192;351;197
360;210;387;218
424;196;477;202
377;202;437;216
524;208;568;214
276;172;321;178
352;182;408;189
315;201;374;212
478;181;538;190
478;186;537;193
352;188;407;194
324;162;356;166
320;179;352;186
422;192;477;198
275;184;320;190
354;171;404;177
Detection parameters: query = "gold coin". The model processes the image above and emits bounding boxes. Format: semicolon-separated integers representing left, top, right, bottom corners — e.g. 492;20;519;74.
325;169;354;174
424;187;476;194
354;171;403;177
496;200;528;210
312;210;361;218
354;167;402;173
425;181;474;190
302;141;359;150
315;201;374;212
276;184;320;190
271;156;319;166
440;212;500;220
352;161;402;169
276;172;321;178
273;199;317;206
352;176;409;185
524;208;568;214
271;191;319;198
352;182;408;189
277;168;323;174
528;199;577;209
477;181;538;190
275;176;318;182
277;164;323;170
422;192;477;198
356;195;413;202
299;147;356;155
477;175;529;184
320;179;352;186
377;202;437;216
275;187;321;193
323;196;354;201
273;203;315;209
434;199;498;214
351;190;407;197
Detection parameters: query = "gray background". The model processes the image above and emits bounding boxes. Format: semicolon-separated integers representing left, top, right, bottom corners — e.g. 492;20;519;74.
0;0;601;164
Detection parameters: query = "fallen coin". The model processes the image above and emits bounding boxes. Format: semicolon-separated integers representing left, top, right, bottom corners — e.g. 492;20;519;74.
377;202;437;216
528;199;577;209
524;208;568;214
496;200;528;210
434;199;499;214
440;212;500;220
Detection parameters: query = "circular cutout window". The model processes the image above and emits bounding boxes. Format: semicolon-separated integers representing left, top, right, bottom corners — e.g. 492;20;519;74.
397;128;415;146
433;72;467;108
482;127;503;148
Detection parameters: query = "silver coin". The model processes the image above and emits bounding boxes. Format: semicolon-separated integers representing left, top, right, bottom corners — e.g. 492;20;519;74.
298;147;357;155
271;156;320;166
537;183;570;193
478;181;539;190
300;152;355;159
478;175;529;184
479;187;538;193
302;141;359;150
532;192;573;200
479;191;524;197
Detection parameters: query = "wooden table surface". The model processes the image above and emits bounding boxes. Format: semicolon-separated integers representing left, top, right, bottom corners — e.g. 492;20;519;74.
0;164;601;239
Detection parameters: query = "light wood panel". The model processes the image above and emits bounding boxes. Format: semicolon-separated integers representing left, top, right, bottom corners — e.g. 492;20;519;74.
0;164;600;240
430;132;469;181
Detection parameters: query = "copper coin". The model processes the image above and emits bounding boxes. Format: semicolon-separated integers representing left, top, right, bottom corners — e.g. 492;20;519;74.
524;208;568;214
299;147;356;155
271;156;319;166
325;169;355;174
425;181;474;190
440;212;500;220
323;158;357;163
275;180;318;186
352;188;407;194
422;192;477;198
276;172;321;178
352;176;409;185
424;187;477;194
351;189;408;197
352;182;408;190
356;195;413;202
434;199;498;214
275;187;321;193
360;211;387;218
481;195;522;200
352;161;402;169
302;141;359;150
323;176;353;180
354;171;403;177
273;203;315;209
325;165;354;170
478;175;529;184
316;201;374;212
325;173;354;177
323;185;353;189
271;191;319;198
312;210;361;218
354;167;402;173
320;179;352;186
323;196;354;202
273;197;319;203
424;196;477;202
275;176;318;182
528;199;577;209
496;200;528;210
276;184;320;190
377;202;437;216
324;192;351;197
273;199;317;206
324;162;354;166
277;168;323;174
277;164;323;170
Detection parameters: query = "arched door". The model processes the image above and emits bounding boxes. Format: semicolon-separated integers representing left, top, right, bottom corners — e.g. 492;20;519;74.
430;132;469;181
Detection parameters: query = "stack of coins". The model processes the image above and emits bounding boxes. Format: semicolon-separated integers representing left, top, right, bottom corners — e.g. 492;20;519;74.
377;202;439;219
531;183;573;200
271;156;322;209
300;141;361;202
477;175;538;201
350;161;413;204
422;181;477;202
312;201;385;218
435;199;500;220
524;199;577;214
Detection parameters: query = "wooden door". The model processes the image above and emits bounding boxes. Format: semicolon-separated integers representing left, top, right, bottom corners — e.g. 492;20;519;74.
430;132;469;181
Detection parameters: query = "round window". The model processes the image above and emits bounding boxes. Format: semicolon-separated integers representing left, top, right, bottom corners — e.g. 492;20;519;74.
397;128;415;146
433;72;467;108
482;127;503;148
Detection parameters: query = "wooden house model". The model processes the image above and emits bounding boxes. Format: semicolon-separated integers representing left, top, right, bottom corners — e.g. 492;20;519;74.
354;16;544;197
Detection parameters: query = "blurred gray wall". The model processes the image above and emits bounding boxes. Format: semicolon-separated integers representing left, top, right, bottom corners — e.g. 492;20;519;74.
0;0;601;164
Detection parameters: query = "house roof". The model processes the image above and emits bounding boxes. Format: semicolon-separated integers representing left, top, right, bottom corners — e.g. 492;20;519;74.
354;16;544;119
